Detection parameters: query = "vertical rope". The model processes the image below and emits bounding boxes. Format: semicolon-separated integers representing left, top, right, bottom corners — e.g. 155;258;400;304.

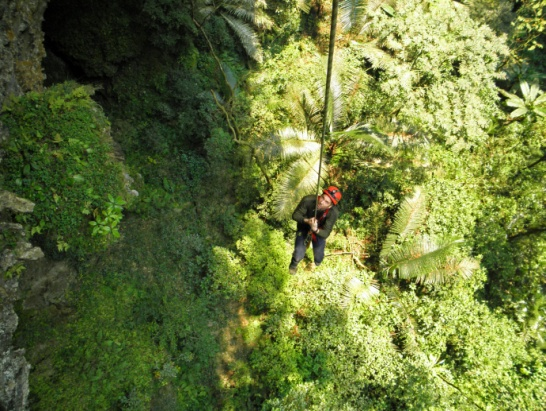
315;0;339;218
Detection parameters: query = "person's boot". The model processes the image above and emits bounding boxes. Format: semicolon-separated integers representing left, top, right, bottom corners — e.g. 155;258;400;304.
289;264;298;275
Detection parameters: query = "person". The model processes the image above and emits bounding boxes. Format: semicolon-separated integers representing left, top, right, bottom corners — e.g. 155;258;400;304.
289;186;342;275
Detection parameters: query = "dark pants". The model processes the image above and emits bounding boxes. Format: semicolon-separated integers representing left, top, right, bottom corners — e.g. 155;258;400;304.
289;230;326;269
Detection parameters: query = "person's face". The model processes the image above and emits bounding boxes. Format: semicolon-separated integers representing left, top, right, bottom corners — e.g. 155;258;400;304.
317;194;333;210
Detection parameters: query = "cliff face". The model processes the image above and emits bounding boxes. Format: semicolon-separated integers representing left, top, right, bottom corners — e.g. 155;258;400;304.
0;1;49;410
0;193;44;411
0;0;47;104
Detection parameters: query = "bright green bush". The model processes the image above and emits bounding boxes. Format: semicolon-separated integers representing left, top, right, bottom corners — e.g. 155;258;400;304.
0;82;126;257
209;246;248;300
236;212;291;313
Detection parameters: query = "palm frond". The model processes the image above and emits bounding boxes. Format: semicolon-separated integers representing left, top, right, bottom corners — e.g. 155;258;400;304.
520;81;530;99
353;40;399;72
340;0;368;32
330;73;344;130
445;256;479;280
197;5;215;20
221;62;238;93
415;255;478;284
534;92;546;106
221;13;263;62
384;237;465;284
272;154;327;219
332;123;393;155
299;90;323;129
380;187;426;260
341;276;380;308
254;128;318;160
223;3;256;23
527;82;540;102
254;8;274;29
297;0;311;13
510;107;528;118
314;70;344;132
534;107;546;117
499;88;520;101
277;128;321;160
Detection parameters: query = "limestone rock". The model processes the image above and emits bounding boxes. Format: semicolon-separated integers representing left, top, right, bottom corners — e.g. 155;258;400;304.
0;191;35;213
21;259;76;312
0;1;52;409
0;0;48;104
0;349;30;411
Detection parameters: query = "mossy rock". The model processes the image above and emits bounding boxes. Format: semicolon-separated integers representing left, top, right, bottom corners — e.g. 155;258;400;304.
0;81;126;258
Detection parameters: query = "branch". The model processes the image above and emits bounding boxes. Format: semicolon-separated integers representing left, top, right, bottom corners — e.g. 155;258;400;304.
511;151;546;180
508;227;546;242
210;90;240;141
210;90;272;188
434;372;486;411
192;15;234;103
524;152;546;170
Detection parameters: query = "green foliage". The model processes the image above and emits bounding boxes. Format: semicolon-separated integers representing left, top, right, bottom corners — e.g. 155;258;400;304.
500;80;546;119
29;282;166;410
142;0;195;48
4;263;26;279
15;1;546;410
252;264;544;410
244;39;325;137
469;115;545;321
209;246;248;300
0;82;126;257
236;212;291;313
18;212;222;411
355;0;509;147
89;194;126;240
379;187;479;285
511;0;546;51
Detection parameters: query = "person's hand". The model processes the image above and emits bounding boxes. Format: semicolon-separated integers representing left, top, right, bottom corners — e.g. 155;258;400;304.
309;217;318;233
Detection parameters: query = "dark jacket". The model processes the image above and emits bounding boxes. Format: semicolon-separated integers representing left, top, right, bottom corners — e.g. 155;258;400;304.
292;195;339;239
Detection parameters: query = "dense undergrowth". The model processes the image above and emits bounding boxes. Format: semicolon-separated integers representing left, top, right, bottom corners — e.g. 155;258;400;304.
5;0;546;410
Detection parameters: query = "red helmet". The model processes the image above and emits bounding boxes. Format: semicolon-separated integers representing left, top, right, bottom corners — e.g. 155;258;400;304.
323;186;342;205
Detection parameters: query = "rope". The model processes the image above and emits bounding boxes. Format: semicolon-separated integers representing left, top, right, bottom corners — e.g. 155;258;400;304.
315;0;339;218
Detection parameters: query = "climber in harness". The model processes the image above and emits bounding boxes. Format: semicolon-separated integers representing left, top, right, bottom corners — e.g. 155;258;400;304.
288;186;342;275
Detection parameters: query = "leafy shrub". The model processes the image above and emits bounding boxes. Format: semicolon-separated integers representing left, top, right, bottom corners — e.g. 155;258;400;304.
236;212;291;313
0;82;126;257
28;281;166;410
209;246;247;300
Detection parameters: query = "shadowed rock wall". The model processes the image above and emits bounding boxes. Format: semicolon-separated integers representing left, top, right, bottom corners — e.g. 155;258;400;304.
0;1;49;410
